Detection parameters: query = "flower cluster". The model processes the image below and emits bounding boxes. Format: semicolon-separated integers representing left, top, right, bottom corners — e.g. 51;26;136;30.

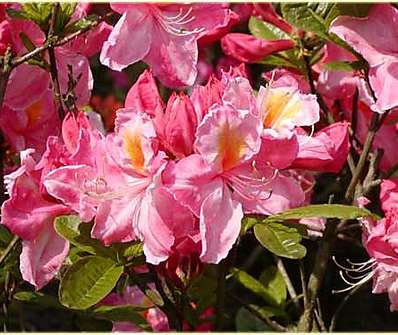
2;2;398;331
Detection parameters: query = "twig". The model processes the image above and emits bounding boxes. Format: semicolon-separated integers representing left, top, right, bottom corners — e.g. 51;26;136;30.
345;113;384;202
303;55;334;124
297;219;338;331
47;3;65;119
315;298;327;332
274;256;300;311
148;265;182;331
299;260;308;308
11;12;115;69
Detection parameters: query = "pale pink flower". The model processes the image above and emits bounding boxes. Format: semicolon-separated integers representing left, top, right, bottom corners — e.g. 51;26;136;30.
100;4;231;88
330;4;398;112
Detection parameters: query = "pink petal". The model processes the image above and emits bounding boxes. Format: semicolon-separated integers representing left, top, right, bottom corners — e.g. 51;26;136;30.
4;64;49;110
92;197;137;246
380;179;398;213
144;29;198;88
56;48;93;107
20;223;69;289
100;10;152;71
163;155;219;216
199;181;243;263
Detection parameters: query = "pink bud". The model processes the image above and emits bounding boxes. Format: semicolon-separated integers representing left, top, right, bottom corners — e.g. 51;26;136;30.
253;4;293;34
221;33;295;63
163;93;198;158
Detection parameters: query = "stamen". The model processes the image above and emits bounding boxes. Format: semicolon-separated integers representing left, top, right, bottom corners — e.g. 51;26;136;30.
332;256;376;294
156;7;205;37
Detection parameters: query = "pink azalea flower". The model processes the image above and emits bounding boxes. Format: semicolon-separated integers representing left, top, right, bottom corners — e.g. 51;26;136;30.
100;4;231;88
221;33;295;63
1;149;70;289
164;76;305;263
362;207;398;311
255;72;320;169
330;4;398;112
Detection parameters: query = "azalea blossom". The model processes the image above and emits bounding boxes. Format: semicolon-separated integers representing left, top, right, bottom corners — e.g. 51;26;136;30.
100;4;232;88
330;4;398;112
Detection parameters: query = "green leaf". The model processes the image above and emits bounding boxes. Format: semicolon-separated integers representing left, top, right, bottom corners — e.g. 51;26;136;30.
248;16;291;41
55;3;77;33
21;3;52;31
64;15;99;34
230;268;286;310
254;222;307;259
259;266;287;306
323;60;365;72
59;256;124;310
115;241;144;259
54;215;115;258
281;4;328;38
235;307;272;331
241;216;258;234
257;54;300;69
268;204;374;221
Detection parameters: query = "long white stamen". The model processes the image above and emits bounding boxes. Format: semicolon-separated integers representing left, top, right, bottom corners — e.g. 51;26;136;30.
157;7;204;37
332;256;376;294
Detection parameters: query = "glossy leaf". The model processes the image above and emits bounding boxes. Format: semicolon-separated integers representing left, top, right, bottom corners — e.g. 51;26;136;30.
254;222;307;259
59;256;124;310
259;266;287;306
268;204;374;221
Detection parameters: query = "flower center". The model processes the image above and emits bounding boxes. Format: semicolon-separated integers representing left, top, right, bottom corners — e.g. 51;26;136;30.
262;88;302;130
123;130;145;172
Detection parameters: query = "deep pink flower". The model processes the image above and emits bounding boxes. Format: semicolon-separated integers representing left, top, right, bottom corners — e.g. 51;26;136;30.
100;4;231;88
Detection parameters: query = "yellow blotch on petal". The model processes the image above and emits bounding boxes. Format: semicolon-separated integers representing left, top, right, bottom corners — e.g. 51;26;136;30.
262;89;302;130
218;124;245;171
25;99;43;126
124;130;145;172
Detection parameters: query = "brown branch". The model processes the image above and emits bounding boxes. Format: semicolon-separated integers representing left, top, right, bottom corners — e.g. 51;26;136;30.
47;3;65;120
11;12;115;69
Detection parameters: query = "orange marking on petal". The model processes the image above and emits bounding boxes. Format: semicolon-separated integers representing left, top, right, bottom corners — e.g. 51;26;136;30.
25;99;43;126
124;130;145;172
262;89;302;129
218;124;245;171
